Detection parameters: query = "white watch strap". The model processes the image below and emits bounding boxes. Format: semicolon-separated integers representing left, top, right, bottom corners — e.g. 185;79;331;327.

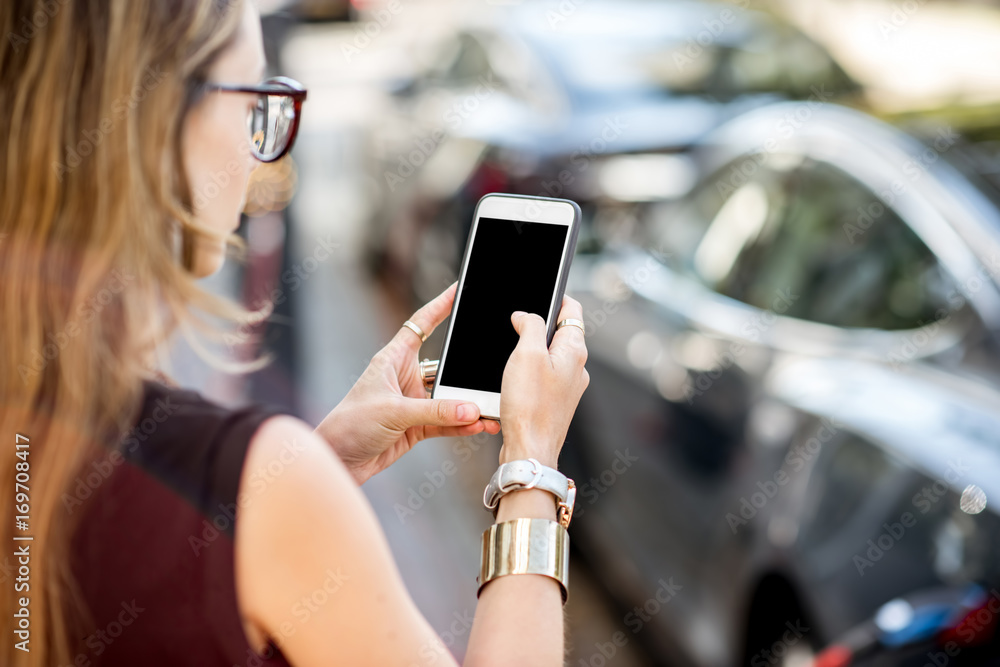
483;458;571;511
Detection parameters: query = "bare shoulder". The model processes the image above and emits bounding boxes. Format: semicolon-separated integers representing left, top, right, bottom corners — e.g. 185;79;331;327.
233;415;455;667
242;414;357;499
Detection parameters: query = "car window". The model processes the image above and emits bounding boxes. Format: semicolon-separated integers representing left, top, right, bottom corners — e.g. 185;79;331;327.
650;22;858;103
649;157;960;330
430;33;494;88
711;26;859;101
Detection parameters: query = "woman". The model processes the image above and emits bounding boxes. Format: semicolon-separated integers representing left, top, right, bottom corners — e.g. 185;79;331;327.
0;0;590;665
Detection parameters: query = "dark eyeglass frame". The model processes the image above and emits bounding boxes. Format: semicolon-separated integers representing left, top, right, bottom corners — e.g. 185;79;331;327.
202;75;308;163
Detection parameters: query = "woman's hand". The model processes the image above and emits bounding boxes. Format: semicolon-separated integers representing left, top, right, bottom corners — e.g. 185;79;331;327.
498;295;590;469
314;281;501;485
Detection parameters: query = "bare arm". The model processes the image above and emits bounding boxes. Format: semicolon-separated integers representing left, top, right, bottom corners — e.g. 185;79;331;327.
464;484;566;667
234;417;569;667
235;415;455;666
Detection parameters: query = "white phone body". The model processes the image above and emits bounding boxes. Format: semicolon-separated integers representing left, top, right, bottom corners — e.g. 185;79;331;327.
431;193;582;421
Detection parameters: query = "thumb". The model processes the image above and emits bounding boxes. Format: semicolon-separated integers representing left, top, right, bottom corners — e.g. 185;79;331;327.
511;310;547;353
391;396;481;429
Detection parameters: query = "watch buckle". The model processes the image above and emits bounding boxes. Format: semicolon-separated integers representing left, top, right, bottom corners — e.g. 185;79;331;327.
557;479;576;529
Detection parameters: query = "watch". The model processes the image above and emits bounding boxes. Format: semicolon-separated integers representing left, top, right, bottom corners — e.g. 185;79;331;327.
483;458;576;529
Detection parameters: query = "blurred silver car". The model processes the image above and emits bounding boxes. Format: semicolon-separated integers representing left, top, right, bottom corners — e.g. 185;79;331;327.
559;102;1000;667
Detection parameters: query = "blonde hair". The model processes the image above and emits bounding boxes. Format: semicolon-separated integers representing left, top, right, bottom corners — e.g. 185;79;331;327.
0;0;260;663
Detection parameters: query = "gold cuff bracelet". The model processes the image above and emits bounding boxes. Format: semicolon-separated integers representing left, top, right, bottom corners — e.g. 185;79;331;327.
477;517;569;605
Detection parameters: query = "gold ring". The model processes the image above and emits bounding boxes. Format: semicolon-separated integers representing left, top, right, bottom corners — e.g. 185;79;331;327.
556;318;585;335
402;319;428;343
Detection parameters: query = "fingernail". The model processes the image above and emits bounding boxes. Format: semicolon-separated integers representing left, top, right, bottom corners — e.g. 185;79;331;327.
512;310;526;319
458;404;477;422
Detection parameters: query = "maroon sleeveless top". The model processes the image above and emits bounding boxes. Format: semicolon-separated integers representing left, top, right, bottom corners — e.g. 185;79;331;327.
69;381;294;666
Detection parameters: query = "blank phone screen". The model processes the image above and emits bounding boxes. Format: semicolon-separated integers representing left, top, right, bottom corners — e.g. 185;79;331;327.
439;216;569;394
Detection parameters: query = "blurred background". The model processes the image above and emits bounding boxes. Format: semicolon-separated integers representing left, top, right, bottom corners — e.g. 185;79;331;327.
174;0;1000;664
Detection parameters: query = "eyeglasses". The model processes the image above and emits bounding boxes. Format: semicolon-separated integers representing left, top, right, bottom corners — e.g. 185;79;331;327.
203;76;308;163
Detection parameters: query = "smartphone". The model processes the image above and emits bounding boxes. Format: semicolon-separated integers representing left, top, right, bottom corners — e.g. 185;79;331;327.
431;193;582;421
